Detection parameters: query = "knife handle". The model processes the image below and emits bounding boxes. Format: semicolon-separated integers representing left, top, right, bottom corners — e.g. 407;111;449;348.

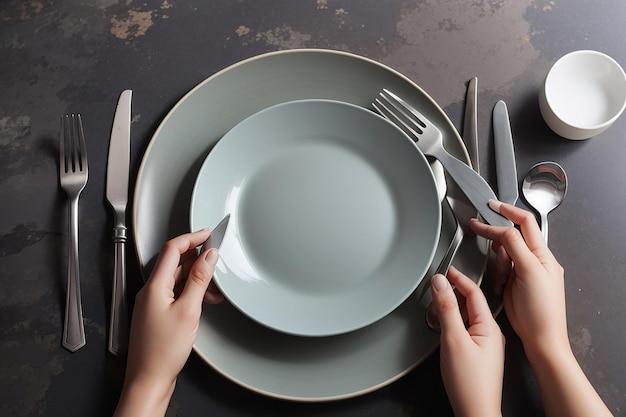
108;226;129;356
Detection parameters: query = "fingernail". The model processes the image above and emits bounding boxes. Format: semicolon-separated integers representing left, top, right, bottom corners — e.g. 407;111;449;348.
488;199;503;214
431;274;449;292
204;248;219;263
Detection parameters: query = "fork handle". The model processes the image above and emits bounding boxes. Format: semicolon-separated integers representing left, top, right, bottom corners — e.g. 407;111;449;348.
433;150;512;228
108;226;129;355
62;198;86;352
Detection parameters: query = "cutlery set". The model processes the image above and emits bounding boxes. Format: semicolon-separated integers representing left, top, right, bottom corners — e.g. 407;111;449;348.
59;90;132;354
58;77;562;351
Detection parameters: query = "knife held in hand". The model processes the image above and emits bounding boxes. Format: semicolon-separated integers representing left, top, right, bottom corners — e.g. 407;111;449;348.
200;214;230;253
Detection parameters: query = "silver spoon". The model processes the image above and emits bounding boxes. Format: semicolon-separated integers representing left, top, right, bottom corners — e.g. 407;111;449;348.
521;161;568;244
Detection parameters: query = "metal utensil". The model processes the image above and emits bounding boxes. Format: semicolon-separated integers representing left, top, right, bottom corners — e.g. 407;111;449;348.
200;214;231;253
425;197;464;332
425;79;481;332
106;90;132;356
493;101;519;205
424;78;480;331
373;89;511;228
59;114;88;352
522;162;568;244
463;77;479;174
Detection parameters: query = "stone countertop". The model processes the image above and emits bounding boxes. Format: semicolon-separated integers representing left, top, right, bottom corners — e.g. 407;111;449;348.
1;1;625;416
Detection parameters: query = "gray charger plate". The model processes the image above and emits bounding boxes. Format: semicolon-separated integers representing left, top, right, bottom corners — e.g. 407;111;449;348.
133;49;487;401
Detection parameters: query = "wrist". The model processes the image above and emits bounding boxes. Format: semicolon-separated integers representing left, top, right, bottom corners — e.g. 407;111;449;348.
114;376;176;417
523;336;574;370
452;402;502;417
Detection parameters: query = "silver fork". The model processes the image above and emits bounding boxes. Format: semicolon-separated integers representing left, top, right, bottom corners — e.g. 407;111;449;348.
59;114;88;352
372;89;511;228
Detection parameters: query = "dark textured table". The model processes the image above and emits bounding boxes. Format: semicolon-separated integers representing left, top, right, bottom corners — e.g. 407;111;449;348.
2;1;625;416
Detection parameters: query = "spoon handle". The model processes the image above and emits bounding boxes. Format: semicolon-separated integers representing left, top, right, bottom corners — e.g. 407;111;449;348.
540;213;549;244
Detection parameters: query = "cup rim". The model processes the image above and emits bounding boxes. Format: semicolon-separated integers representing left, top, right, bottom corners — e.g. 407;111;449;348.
544;50;626;131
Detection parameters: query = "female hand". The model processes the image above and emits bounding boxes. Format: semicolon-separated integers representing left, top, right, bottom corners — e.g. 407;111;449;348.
469;200;568;356
114;229;223;417
431;267;505;417
471;200;614;417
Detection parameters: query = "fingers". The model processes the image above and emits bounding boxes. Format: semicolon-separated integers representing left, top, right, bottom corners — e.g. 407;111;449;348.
430;274;466;335
470;203;546;275
151;229;212;286
493;201;561;271
493;245;512;296
491;200;545;251
178;249;219;308
447;266;493;327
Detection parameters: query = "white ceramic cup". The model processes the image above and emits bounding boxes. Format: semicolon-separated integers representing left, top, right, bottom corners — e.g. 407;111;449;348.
539;50;626;140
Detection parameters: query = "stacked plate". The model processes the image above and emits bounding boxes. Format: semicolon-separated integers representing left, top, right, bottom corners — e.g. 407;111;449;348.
133;49;487;401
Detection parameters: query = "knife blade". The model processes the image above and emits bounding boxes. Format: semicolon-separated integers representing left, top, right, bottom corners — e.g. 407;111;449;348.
463;77;479;174
200;214;230;253
106;89;132;356
492;100;519;205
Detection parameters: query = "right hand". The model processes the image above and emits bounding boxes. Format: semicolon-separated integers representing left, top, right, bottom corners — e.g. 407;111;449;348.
431;268;505;417
470;200;568;357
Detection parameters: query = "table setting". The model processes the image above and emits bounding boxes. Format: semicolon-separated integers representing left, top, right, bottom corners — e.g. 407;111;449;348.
135;49;491;400
2;2;626;416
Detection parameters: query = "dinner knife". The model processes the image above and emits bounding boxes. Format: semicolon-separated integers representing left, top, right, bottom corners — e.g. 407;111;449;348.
200;214;230;253
463;77;479;174
106;89;132;356
492;100;519;205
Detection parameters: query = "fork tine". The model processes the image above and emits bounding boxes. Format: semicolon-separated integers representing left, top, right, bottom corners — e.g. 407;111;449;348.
68;115;76;172
60;115;66;175
373;97;422;138
70;115;79;172
382;89;427;128
61;114;88;174
74;114;87;173
373;90;427;140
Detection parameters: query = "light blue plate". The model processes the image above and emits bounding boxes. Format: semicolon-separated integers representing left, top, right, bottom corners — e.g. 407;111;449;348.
190;99;441;337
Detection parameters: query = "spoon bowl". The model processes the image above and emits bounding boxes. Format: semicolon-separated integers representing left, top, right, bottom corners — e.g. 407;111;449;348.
521;161;568;244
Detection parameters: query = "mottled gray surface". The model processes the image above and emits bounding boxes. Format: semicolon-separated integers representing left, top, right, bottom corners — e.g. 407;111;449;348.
1;1;625;416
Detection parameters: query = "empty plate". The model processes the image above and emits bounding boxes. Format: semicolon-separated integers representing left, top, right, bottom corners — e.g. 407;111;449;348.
190;99;441;336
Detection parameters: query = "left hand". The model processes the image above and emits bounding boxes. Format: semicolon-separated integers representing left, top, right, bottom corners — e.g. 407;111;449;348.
430;266;505;417
114;229;223;417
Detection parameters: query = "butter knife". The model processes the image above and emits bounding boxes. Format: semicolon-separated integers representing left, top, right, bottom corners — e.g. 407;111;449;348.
200;214;230;253
106;89;132;356
463;77;479;174
492;100;519;205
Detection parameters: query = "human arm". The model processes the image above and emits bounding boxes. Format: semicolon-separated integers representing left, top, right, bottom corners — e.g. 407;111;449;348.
470;200;612;417
113;229;223;417
430;268;505;417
